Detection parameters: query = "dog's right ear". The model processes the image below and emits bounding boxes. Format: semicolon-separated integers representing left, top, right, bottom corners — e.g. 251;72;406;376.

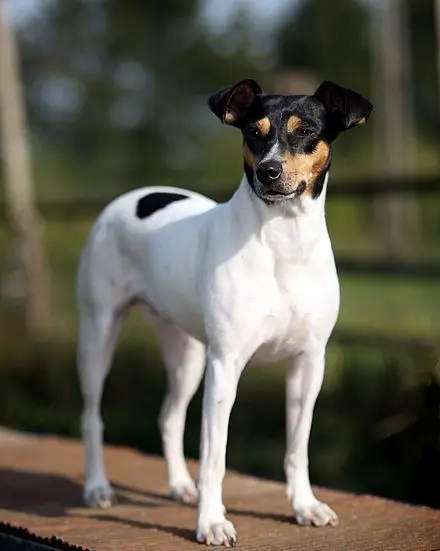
313;81;373;134
208;79;262;126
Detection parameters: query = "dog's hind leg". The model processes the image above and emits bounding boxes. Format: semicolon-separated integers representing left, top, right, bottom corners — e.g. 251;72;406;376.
155;319;206;503
77;304;126;508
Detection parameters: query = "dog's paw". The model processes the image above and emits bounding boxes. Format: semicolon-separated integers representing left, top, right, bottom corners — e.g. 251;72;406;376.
196;520;237;547
84;483;116;509
171;479;199;505
293;501;339;527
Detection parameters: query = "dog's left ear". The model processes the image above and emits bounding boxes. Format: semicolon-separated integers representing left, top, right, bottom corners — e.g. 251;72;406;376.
313;81;373;133
208;79;262;126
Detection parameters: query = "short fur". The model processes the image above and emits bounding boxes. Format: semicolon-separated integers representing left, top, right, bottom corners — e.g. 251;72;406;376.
77;78;372;546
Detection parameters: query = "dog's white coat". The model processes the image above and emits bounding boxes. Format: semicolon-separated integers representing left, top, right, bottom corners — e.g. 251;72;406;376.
77;174;340;545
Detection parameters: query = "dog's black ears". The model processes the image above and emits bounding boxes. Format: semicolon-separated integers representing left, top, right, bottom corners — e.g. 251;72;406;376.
208;79;262;126
313;81;373;134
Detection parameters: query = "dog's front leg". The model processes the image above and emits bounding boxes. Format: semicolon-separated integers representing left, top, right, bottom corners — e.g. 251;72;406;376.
196;351;242;546
284;349;338;527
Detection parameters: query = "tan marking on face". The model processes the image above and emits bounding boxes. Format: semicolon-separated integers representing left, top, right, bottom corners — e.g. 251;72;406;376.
356;116;367;126
243;143;257;169
286;115;302;133
256;117;271;136
281;140;330;196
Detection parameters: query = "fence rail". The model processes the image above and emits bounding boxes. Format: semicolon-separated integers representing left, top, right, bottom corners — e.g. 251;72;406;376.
327;174;440;196
1;175;439;280
0;173;439;219
333;329;438;353
336;258;440;278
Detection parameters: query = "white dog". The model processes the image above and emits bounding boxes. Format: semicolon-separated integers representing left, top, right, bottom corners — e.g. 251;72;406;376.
77;78;372;546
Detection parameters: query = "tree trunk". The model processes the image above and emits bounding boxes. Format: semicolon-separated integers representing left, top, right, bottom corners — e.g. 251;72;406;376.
0;0;52;337
371;0;419;259
434;0;440;171
435;0;440;111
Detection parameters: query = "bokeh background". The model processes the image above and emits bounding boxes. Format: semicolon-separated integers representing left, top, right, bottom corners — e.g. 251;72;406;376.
1;0;440;508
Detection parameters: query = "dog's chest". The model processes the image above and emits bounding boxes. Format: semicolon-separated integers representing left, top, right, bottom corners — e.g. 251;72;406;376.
250;257;339;363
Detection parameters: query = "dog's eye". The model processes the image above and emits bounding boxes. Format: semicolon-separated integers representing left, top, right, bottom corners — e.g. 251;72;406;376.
248;128;261;138
297;128;314;138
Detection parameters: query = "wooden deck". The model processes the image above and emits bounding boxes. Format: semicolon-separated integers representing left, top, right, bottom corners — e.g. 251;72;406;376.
1;427;439;551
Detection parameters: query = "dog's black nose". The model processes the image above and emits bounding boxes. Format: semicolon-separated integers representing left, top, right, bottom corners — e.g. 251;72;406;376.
256;161;282;186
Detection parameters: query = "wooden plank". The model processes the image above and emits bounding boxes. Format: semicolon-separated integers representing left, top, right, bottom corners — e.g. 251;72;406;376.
0;431;439;550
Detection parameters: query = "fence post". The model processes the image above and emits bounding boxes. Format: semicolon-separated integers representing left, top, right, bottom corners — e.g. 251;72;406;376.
0;0;52;337
435;0;440;170
435;0;440;114
371;0;419;258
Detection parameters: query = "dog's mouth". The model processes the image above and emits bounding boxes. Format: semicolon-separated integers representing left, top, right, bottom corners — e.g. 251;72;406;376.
258;181;307;201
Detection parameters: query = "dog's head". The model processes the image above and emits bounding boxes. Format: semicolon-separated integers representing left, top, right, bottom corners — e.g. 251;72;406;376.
208;79;373;203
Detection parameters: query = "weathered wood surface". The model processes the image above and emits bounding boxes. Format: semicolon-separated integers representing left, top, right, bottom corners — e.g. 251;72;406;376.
1;429;439;551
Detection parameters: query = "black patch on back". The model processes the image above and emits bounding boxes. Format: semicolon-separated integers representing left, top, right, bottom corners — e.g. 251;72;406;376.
136;192;189;219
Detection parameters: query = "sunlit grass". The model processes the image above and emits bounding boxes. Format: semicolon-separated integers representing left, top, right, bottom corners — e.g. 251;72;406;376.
338;275;440;339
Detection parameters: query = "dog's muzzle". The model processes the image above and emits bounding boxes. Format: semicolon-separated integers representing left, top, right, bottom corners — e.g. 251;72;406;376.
256;161;306;199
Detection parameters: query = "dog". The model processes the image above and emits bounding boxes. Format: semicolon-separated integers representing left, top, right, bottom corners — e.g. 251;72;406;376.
76;78;373;546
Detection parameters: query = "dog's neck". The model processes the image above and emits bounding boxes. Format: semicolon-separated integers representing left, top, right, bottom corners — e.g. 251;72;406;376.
228;172;330;260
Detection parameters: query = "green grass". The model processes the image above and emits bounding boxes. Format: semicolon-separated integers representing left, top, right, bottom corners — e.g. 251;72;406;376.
339;276;440;339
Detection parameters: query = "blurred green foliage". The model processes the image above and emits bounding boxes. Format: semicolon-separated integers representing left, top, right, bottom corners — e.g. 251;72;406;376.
7;0;437;197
